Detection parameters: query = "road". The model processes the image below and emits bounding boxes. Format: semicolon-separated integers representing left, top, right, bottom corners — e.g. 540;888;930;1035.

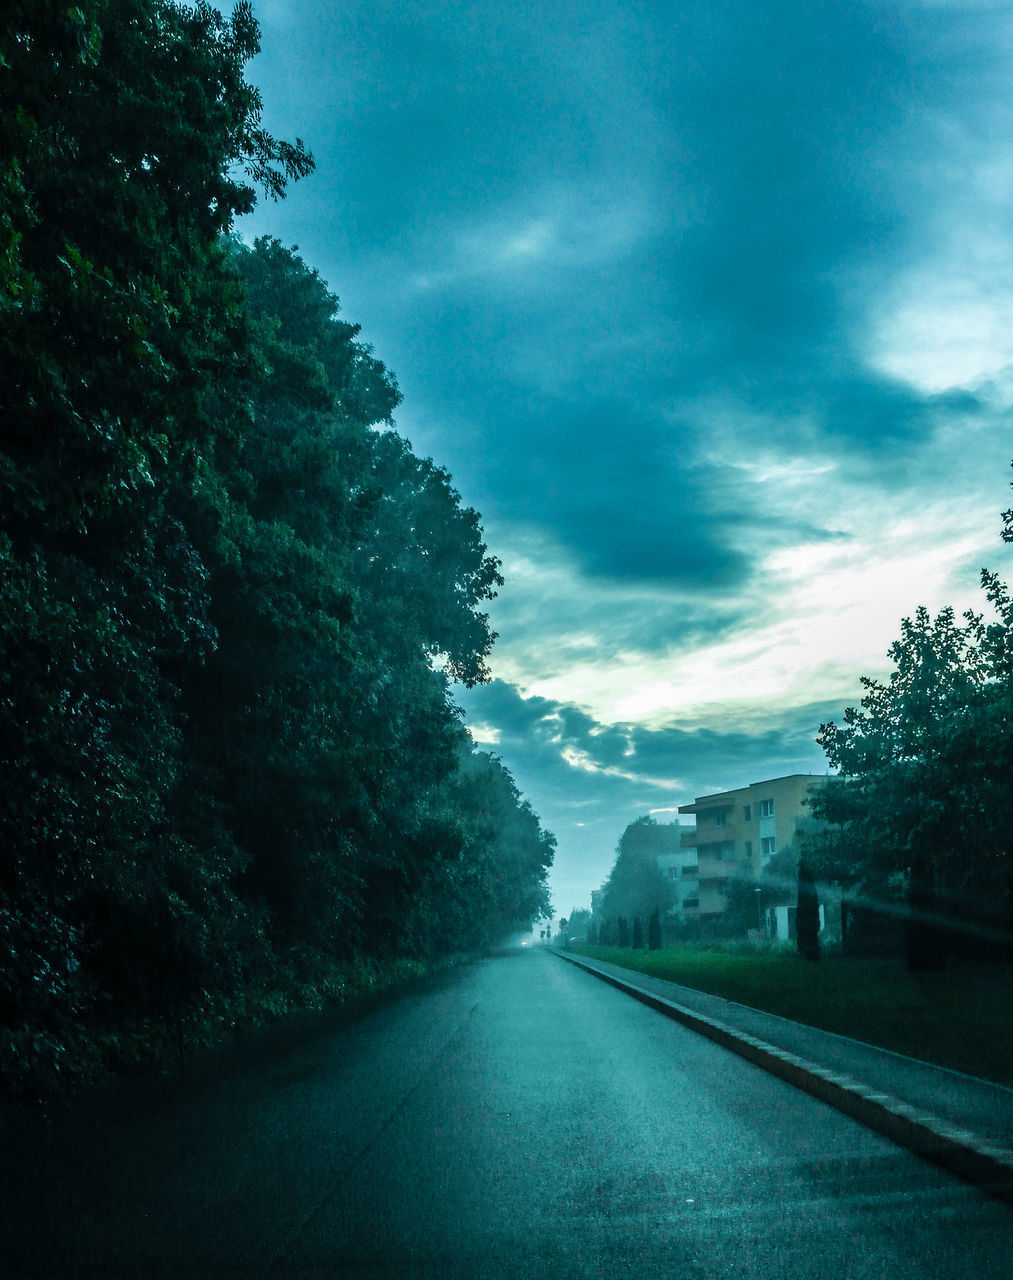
2;945;1010;1278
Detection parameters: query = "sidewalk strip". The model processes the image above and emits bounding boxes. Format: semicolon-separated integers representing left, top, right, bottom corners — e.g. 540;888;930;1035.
553;949;1013;1206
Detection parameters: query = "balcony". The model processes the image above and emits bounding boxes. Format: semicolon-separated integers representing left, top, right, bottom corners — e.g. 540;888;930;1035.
694;824;736;845
696;842;736;868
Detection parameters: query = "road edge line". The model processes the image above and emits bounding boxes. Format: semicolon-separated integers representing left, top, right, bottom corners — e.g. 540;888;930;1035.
552;948;1013;1206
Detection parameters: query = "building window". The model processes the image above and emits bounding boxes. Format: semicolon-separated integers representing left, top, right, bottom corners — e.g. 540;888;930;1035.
761;836;776;857
668;866;678;879
682;898;699;909
759;799;774;818
713;809;727;826
682;866;698;878
744;840;752;858
743;805;752;821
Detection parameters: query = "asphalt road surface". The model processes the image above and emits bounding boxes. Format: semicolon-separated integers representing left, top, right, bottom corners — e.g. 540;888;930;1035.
3;945;1011;1278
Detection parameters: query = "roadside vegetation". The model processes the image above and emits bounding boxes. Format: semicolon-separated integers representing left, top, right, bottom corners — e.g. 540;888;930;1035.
0;3;553;1101
575;941;1013;1087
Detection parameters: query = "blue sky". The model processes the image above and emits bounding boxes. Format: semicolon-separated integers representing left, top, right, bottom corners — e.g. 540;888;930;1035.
236;0;1013;916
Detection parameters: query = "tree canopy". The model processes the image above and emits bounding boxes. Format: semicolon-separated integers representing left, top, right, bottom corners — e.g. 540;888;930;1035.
807;544;1013;962
0;1;553;1098
599;817;675;927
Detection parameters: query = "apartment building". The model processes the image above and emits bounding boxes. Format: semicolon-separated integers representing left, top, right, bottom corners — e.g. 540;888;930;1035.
678;774;828;930
655;830;701;923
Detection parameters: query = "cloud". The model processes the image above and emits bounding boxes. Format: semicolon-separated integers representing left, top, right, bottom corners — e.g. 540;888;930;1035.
241;0;1013;908
457;678;833;801
251;1;1010;531
456;677;833;908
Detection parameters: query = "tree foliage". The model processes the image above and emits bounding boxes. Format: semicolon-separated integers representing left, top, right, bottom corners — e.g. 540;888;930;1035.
796;860;820;962
599;817;675;926
808;548;1013;964
2;0;311;1086
566;908;592;942
0;3;552;1097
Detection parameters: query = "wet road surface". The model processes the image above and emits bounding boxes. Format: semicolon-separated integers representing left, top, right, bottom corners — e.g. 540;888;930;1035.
3;945;1011;1277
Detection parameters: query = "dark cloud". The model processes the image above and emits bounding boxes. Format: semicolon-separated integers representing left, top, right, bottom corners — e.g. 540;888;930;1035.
477;553;757;687
454;679;831;907
459;680;830;790
241;0;1013;905
245;0;1008;592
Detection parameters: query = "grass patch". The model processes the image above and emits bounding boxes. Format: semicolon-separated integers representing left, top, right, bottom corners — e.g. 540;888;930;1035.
576;944;1013;1087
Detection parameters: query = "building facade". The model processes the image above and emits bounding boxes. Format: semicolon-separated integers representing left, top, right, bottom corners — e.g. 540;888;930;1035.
655;831;701;924
678;774;828;934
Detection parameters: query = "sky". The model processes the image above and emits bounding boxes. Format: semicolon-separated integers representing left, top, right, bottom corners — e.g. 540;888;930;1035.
235;0;1013;918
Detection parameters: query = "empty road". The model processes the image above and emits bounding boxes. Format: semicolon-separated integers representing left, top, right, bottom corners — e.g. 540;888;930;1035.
3;945;1010;1277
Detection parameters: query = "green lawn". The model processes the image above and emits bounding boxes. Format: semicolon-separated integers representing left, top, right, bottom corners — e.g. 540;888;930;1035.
576;944;1013;1087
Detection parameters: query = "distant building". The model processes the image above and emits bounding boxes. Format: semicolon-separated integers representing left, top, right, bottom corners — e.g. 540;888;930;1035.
678;774;829;938
655;830;701;924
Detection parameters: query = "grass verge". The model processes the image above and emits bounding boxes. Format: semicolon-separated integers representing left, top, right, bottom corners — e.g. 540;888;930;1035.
575;944;1013;1087
3;950;474;1104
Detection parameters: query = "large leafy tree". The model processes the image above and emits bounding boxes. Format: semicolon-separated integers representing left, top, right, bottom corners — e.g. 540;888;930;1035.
809;577;1013;963
600;817;675;926
0;4;555;1100
399;746;554;955
0;1;311;1085
189;237;509;961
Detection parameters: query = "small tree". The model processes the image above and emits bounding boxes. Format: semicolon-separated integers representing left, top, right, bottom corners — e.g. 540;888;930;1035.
796;859;820;961
906;852;942;971
587;920;597;945
617;916;629;947
648;908;662;950
632;915;644;949
599;818;677;925
567;907;592;941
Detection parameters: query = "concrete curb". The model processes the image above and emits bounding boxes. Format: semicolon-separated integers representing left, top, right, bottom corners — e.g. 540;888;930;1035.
553;948;1013;1206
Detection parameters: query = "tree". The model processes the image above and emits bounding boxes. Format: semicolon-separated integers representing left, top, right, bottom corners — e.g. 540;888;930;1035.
599;817;675;926
796;860;820;962
172;237;525;964
567;908;592;942
0;3;559;1099
648;908;662;951
0;0;312;1089
617;917;629;948
632;915;644;949
810;571;1013;966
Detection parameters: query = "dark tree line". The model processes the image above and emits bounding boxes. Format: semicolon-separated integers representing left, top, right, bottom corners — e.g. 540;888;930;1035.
598;817;674;923
593;818;674;951
0;1;552;1097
